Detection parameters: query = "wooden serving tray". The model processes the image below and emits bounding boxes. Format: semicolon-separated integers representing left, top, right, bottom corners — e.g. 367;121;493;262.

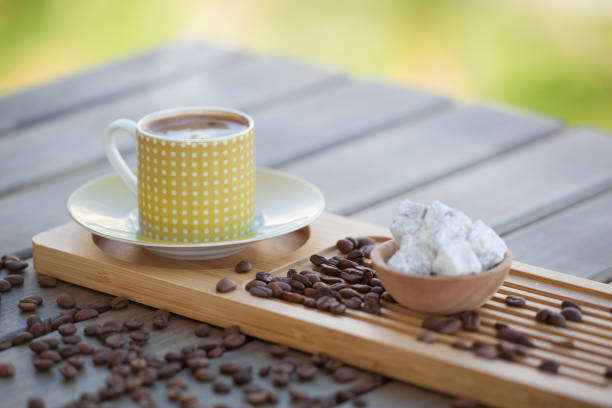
32;213;612;408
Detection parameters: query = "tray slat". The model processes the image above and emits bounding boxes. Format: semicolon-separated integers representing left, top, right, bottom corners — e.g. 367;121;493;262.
32;213;612;408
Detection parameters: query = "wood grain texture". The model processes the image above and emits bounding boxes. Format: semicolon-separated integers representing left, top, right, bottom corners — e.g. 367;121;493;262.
31;214;612;408
0;54;343;196
281;104;561;214
254;80;450;166
337;381;453;408
355;127;612;238
0;41;242;135
503;190;612;280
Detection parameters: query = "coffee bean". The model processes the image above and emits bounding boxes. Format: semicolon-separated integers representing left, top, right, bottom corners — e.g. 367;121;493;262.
207;346;224;358
74;308;99;322
245;390;268;405
129;331;150;345
158;362;182;378
438;318;462;334
339;288;360;299
58;323;77;336
246;279;266;291
350;284;371;293
451;340;472;350
235;260;252;273
0;279;12;292
538;359;559;373
333;366;357;383
37;275;58;288
473;343;497;359
233;368;253;385
32;358;54;372
320;264;342;277
272;372;291;387
105;333;127;349
458;311;480;332
92;349;111;366
82;299;111;313
310;254;328;267
547;312;567;327
341;269;362;284
67;356;86;369
62;335;82;345
303;298;317;308
345;297;362;310
255;271;274;284
330;302;347;315
363;298;381;315
421;317;440;331
18;300;38;312
27;397;45;408
77;341;94;355
29;340;50;354
59;363;78;380
4;274;23;286
52;313;73;330
12;330;33;345
361;245;374;258
58;344;79;359
417;331;437;343
39;350;61;363
282;291;305;304
561;299;581;311
224;333;246;350
289;279;306;292
535;308;552;323
193;367;216;382
153;309;171;329
337;239;354;253
561;307;582;322
28;323;46;338
213;379;232;394
496;327;534;347
505;295;526;307
216;278;237;293
338;258;359;270
296;364;317;381
356;237;375;248
109;296;129;310
123;318;144;331
186;357;209;371
268;344;289;358
249;286;272;298
346;249;364;264
54;293;75;309
83;324;100;337
193;323;210;337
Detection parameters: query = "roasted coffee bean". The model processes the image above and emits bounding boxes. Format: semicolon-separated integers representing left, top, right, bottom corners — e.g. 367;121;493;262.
346;249;364;264
496;327;534;347
138;367;158;386
547;312;567;327
272;372;291;387
249;286;272;298
459;311;480;332
328;282;346;292
109;296;129;310
21;296;43;306
62;335;82;345
363;298;381;315
235;260;252;273
59;363;78;380
105;333;127;349
364;292;380;303
56;293;75;309
67;356;86;369
123;318;144;331
345;297;362;310
316;296;335;311
224;324;241;336
421;317;440;331
370;278;382;287
417;331;437;344
356;237;375;248
333;366;357;383
289;279;306;292
52;313;74;330
130;358;148;372
224;333;246;350
58;344;79;359
320;264;342;277
245;390;269;405
216;278;237;293
338;288;360;299
303;298;317;308
39;350;61;363
93;349;111;365
74;308;99;322
314;286;333;299
310;254;328;267
246;279;266;291
12;330;33;345
82;300;111;313
268;282;289;298
77;341;94;355
341;269;362;284
158;362;182;378
83;324;101;337
292;273;311;287
5;259;28;272
269;344;289;358
437;318;462;334
473;343;497;359
28;323;46;338
451;340;472;350
538;359;559;373
58;323;77;336
255;271;274;284
164;351;181;363
318;277;341;286
351;284;371;293
213;379;232;394
505;295;526;307
338;258;359;269
37;275;58;288
381;291;395;303
27;315;43;328
561;299;581;311
535;308;551;323
330;302;347;315
303;287;316;298
296;364;317;381
360;269;374;285
32;358;54;372
233;368;253;385
336;239;354;253
29;340;50;354
219;361;242;375
361;245;374;258
0;279;12;292
153;309;171;329
186;357;210;370
194;367;216;382
207;346;224;358
193;323;210;337
370;286;384;295
4;274;24;286
561;307;582;322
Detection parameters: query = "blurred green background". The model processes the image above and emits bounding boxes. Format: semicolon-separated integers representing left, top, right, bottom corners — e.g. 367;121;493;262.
1;0;611;129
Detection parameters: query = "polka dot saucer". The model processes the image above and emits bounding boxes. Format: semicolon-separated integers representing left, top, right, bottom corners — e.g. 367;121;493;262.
68;168;325;260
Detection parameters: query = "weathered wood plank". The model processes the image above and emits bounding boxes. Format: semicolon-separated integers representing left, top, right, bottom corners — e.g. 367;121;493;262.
255;80;450;166
337;381;453;408
354;127;612;238
0;55;344;196
503;189;612;280
281;104;561;214
0;41;243;135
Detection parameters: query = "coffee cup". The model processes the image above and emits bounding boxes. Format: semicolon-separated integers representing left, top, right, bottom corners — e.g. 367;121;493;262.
103;107;255;243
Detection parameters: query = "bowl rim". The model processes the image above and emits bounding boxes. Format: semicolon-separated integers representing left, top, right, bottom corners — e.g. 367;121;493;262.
371;239;512;282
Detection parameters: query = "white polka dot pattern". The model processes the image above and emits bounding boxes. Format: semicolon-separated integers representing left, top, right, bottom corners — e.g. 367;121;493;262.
137;130;255;243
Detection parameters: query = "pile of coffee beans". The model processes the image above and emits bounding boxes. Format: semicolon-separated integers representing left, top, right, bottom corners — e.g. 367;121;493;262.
0;254;28;298
245;237;395;318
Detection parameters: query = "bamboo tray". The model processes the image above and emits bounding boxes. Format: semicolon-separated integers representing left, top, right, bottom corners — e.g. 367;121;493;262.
32;212;612;408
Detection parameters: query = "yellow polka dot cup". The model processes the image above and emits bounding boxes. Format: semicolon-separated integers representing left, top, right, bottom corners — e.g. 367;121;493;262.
103;107;255;243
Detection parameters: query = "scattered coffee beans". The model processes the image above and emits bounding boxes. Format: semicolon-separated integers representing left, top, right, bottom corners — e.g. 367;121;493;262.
505;295;526;307
74;308;99;322
37;275;58;288
216;278;237;293
4;274;24;286
56;293;75;309
235;260;252;273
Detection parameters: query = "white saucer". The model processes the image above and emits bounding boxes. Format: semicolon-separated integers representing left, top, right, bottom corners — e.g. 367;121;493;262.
68;168;325;260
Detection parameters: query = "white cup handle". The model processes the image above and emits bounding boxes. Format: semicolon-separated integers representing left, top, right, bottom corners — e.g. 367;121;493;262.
104;119;138;194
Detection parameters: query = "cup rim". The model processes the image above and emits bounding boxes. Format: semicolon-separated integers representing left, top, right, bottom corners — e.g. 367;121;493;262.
136;106;254;142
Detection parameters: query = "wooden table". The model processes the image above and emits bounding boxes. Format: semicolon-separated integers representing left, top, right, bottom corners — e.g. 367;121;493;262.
0;41;611;407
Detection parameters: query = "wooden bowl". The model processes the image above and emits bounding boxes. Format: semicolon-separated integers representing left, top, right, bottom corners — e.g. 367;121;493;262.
371;240;512;315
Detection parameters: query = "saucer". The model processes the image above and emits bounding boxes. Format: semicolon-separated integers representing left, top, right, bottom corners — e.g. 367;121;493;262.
68;168;325;260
